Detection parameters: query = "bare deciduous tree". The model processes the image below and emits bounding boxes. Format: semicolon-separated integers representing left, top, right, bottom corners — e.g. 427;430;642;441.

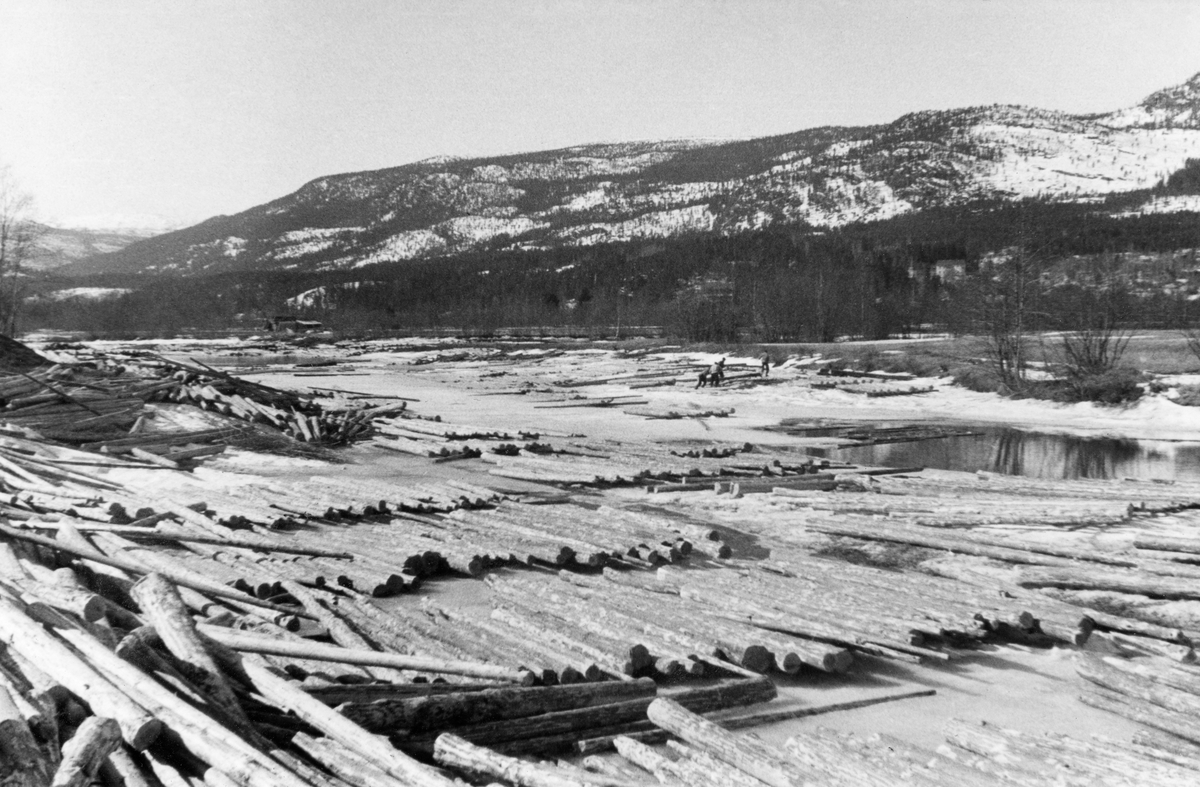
974;246;1044;390
0;168;42;336
1056;254;1132;378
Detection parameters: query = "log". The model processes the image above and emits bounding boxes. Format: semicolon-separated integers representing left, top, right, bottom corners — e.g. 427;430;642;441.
577;683;924;753
53;524;138;609
0;523;311;621
277;581;404;682
666;741;769;787
403;678;777;756
1078;684;1200;746
52;716;122;787
101;746;158;787
611;736;686;786
0;596;161;750
645;698;807;787
434;733;590;787
58;628;312;787
1020;567;1200;601
233;655;460;787
290;732;411;787
1077;655;1200;717
1134;535;1200;556
196;623;533;684
0;684;51;787
131;574;255;735
706;687;936;728
339;677;657;733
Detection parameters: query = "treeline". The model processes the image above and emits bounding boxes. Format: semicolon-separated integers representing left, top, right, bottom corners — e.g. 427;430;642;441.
22;196;1200;340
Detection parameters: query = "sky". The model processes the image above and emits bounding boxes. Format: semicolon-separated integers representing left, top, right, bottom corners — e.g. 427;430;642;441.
1;0;1199;230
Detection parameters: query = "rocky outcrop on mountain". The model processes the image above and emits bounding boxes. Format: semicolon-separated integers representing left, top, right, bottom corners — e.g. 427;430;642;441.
71;71;1200;277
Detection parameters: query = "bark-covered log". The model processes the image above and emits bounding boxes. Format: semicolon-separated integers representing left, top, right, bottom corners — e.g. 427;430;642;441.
51;716;122;787
340;677;657;733
232;654;460;787
405;677;776;757
645;698;807;787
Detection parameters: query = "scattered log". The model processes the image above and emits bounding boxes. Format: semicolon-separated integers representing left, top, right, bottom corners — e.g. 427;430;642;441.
435;733;591;786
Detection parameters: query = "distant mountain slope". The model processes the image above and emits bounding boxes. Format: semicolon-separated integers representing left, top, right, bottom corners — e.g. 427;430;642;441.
69;71;1200;277
31;224;157;270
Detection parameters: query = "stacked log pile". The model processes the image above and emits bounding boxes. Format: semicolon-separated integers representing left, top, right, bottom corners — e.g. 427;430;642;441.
444;501;725;568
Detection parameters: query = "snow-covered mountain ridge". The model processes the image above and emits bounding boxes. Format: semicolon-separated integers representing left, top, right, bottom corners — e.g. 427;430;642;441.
74;71;1200;276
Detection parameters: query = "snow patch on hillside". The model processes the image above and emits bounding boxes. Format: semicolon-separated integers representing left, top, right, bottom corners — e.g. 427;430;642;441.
1115;194;1200;217
435;215;545;243
352;229;448;266
553;204;716;246
38;287;132;301
969;125;1200;197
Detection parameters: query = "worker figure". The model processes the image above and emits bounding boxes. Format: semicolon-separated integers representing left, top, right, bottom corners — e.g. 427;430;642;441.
709;358;725;387
760;353;771;377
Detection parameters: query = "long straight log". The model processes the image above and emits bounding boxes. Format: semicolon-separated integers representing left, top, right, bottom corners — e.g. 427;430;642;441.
1077;654;1200;716
1078;684;1200;746
0;523;312;620
576;682;922;753
233;655;460;787
340;677;657;733
0;596;161;750
51;716;122;787
645;698;808;787
424;678;777;758
57;615;313;787
290;732;411;787
610;737;687;786
16;521;355;559
196;623;533;684
131;574;256;735
434;734;590;787
666;741;771;787
1019;567;1200;601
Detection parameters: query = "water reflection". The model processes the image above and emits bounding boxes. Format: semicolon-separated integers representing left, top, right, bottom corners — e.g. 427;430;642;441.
824;427;1198;482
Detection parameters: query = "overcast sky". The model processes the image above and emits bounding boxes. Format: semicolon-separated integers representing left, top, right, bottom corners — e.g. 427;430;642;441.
2;0;1199;229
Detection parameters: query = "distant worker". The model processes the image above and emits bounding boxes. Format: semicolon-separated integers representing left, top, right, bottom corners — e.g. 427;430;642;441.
710;358;726;388
695;369;709;388
760;353;771;377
